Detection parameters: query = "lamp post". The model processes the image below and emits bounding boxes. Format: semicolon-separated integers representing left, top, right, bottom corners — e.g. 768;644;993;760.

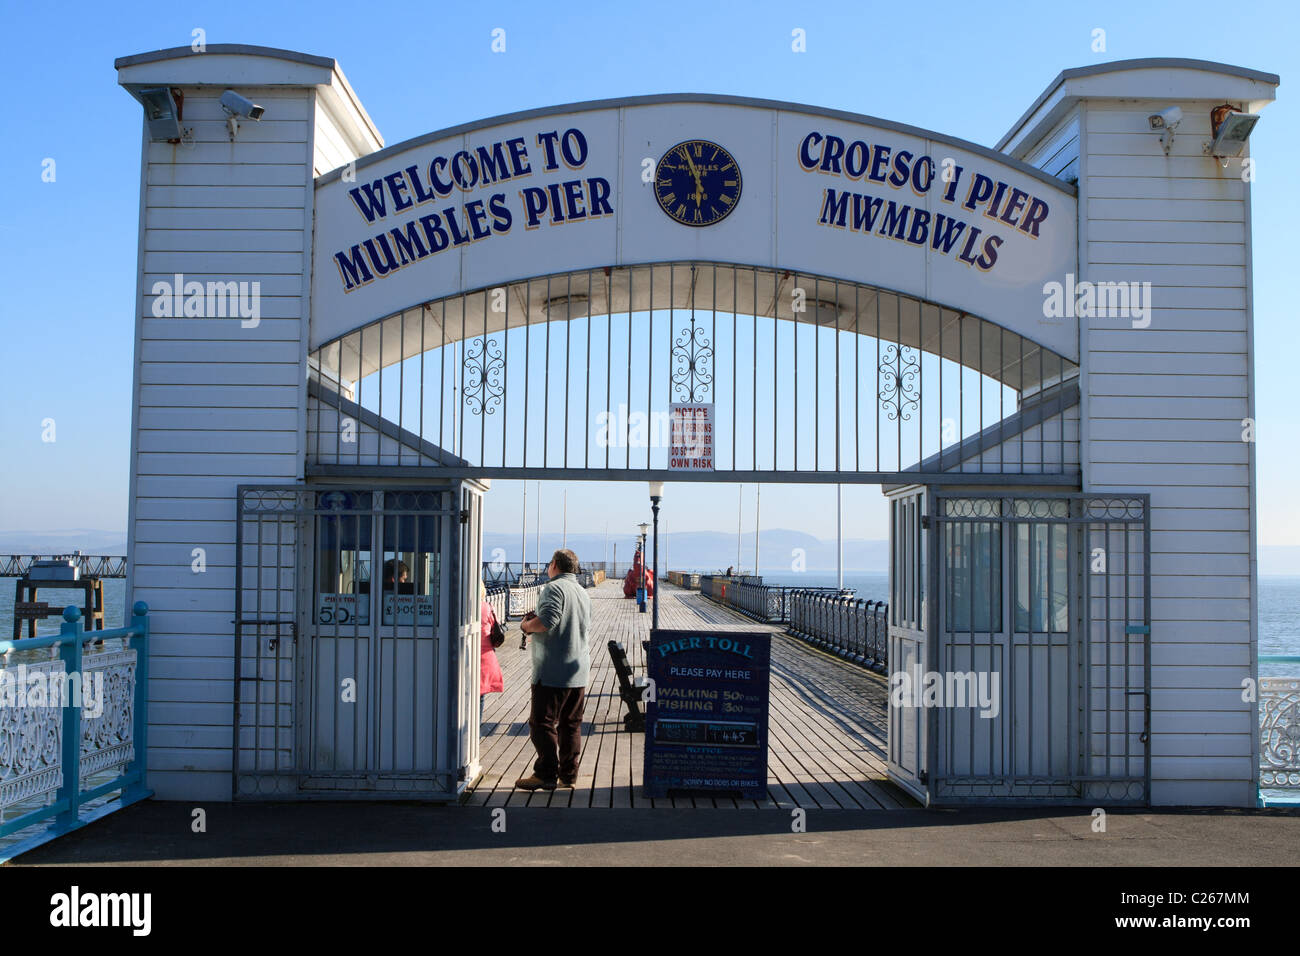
637;522;650;613
649;481;664;630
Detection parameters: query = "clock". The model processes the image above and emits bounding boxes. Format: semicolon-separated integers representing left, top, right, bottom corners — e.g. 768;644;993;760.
653;139;742;227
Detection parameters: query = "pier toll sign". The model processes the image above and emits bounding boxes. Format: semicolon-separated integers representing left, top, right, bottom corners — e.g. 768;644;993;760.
644;629;771;800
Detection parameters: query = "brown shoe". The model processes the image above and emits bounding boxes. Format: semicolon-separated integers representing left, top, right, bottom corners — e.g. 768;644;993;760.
515;774;557;791
558;776;577;788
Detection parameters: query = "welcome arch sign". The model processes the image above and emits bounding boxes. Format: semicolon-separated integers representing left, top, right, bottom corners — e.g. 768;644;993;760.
115;46;1276;808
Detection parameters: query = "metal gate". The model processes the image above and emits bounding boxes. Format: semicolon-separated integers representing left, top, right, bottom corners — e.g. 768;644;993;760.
927;493;1151;804
233;484;474;799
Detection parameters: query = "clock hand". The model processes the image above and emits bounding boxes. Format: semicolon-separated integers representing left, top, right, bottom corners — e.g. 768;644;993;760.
682;151;707;204
683;150;701;181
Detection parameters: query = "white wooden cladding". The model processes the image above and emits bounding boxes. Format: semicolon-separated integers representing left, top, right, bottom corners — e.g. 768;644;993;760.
1070;101;1256;806
128;84;372;799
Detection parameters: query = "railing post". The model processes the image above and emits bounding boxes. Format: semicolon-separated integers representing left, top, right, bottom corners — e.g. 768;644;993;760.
56;606;84;829
854;600;864;662
877;601;888;669
126;601;151;800
833;596;841;655
850;599;860;661
842;597;851;658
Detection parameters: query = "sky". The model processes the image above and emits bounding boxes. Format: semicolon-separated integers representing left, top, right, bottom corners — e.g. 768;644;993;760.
1;0;1296;554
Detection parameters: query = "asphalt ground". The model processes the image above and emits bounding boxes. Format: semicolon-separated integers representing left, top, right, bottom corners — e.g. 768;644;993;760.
8;799;1300;867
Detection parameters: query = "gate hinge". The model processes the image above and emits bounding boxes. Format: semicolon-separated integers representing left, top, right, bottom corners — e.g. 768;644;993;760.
460;508;470;525
918;770;928;784
921;515;931;530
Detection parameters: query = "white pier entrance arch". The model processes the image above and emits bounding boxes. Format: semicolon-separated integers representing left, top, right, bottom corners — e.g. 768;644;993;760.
115;46;1277;807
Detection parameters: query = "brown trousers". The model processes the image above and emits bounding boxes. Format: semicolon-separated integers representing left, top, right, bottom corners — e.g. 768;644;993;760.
528;683;585;781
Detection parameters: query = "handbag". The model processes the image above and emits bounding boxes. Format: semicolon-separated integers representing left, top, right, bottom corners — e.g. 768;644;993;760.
489;615;506;649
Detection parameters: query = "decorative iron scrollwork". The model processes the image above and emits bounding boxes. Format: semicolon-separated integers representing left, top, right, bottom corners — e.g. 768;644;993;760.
463;336;504;415
671;316;714;403
879;343;919;422
1260;678;1300;789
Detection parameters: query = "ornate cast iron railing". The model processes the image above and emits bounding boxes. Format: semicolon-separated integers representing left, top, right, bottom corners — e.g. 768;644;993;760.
690;575;883;668
485;584;508;626
0;603;152;862
787;590;889;672
1259;657;1300;800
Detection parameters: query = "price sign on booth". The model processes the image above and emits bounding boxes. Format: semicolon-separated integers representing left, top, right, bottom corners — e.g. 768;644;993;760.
383;593;435;626
316;593;370;626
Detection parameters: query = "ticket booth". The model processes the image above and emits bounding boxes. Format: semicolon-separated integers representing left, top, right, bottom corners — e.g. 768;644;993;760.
233;481;486;800
885;484;1150;806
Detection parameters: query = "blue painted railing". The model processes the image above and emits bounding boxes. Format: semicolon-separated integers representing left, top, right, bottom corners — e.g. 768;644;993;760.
0;602;152;862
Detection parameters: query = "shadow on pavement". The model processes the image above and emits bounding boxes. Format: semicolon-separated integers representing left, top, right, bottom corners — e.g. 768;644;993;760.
10;799;1300;866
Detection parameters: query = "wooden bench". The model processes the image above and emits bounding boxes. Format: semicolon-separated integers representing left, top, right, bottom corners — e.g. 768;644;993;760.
607;639;648;732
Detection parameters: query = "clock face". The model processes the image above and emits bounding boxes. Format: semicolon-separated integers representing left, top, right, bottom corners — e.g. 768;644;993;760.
654;140;742;227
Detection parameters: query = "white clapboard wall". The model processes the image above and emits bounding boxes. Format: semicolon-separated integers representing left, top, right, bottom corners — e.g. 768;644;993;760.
1001;62;1277;806
118;49;381;800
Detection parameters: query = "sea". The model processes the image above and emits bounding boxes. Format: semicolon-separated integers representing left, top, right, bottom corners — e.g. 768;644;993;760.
706;571;1300;678
2;574;1297;671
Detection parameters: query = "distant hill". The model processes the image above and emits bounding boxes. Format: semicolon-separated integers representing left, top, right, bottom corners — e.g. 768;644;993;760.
2;527;1295;576
0;529;127;554
484;528;888;573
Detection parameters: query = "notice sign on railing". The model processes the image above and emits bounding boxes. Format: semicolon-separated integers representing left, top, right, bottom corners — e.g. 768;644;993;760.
644;628;770;800
668;403;714;471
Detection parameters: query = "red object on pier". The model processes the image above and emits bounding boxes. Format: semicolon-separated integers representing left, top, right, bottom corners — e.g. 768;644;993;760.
622;548;655;598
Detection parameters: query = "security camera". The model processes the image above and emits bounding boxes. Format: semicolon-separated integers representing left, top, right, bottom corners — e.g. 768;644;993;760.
219;89;265;141
1148;106;1183;156
1147;106;1183;130
220;89;264;120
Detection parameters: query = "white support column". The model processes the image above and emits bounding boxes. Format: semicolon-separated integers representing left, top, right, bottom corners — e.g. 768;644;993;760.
116;45;381;802
998;60;1278;808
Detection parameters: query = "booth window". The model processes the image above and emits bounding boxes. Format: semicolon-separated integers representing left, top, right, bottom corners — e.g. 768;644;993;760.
944;514;1001;633
380;511;441;627
890;496;925;631
315;494;373;627
1013;522;1069;633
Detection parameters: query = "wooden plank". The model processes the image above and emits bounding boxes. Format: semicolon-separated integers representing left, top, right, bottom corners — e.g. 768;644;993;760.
466;580;904;811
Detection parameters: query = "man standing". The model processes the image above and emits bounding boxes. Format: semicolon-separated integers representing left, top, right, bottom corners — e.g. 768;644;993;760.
516;548;592;790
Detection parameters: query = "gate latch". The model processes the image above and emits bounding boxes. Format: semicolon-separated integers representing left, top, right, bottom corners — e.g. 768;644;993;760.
234;617;296;652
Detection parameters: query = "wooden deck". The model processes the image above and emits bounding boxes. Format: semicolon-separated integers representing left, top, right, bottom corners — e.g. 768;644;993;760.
467;580;916;809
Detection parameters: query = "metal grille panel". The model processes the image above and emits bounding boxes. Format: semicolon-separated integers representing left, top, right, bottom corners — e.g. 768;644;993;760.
931;493;1150;805
307;262;1079;484
234;485;466;800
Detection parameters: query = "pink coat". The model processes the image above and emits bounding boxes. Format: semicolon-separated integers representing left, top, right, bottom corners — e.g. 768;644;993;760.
480;600;504;694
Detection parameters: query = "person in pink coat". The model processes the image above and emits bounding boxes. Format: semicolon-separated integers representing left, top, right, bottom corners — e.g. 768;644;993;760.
480;583;505;727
